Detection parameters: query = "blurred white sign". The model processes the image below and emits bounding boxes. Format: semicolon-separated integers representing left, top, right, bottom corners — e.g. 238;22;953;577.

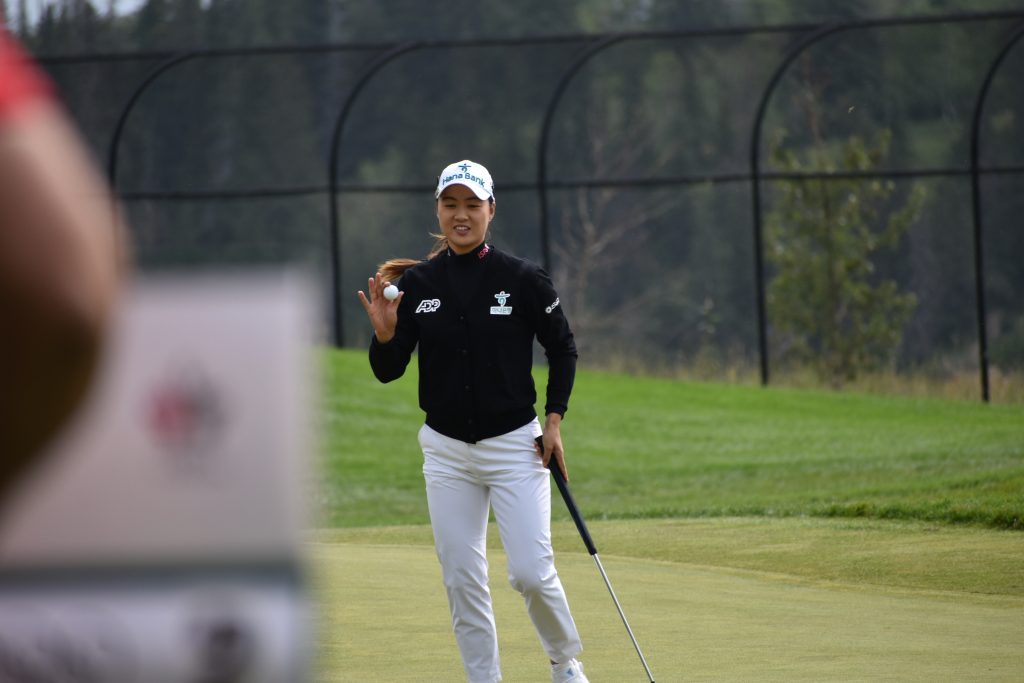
0;272;317;682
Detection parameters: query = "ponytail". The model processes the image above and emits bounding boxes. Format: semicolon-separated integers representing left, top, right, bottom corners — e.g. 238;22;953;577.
378;233;448;284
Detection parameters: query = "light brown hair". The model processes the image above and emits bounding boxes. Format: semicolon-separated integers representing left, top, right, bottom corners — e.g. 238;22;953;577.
377;233;447;284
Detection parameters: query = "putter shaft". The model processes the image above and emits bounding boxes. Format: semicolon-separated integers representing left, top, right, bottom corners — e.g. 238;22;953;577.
539;437;655;682
593;554;655;683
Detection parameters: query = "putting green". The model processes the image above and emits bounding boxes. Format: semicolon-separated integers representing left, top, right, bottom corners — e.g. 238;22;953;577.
310;536;1023;682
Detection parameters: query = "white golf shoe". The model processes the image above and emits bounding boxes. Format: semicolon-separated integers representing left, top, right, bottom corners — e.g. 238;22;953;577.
551;658;589;682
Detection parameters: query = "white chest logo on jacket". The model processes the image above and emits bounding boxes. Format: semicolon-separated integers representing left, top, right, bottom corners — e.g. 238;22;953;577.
490;291;512;316
415;298;441;314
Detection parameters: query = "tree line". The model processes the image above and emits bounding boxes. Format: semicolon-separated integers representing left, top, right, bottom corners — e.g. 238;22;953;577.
9;0;1024;388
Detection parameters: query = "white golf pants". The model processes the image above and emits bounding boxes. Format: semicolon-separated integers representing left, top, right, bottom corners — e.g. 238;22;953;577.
419;419;583;683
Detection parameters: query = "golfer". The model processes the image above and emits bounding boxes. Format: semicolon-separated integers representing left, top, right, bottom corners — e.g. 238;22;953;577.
358;160;589;683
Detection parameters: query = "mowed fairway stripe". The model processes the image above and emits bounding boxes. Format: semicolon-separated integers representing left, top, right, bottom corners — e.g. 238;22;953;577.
310;540;1023;682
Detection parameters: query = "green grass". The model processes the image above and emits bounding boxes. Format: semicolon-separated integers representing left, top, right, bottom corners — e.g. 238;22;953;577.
312;517;1024;597
595;517;1024;596
320;348;1024;529
310;522;1024;682
315;348;1024;681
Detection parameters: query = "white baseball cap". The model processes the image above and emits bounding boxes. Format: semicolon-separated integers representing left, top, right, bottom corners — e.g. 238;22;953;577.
435;160;494;200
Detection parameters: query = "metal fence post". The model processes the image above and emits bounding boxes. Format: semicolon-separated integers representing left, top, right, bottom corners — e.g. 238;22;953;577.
326;42;421;347
108;51;199;189
537;35;626;275
969;19;1024;402
749;23;850;387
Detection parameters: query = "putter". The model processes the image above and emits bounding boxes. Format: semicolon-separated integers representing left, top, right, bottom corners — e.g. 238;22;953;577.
538;437;656;683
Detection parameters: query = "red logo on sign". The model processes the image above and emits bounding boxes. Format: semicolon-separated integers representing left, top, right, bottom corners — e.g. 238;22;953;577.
147;368;224;454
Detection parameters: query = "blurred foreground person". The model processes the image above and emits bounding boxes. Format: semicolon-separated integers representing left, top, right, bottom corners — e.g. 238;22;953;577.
0;27;124;502
0;28;311;683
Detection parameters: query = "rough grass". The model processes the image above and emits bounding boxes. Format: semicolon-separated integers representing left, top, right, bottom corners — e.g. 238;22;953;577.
320;348;1024;529
311;516;1024;597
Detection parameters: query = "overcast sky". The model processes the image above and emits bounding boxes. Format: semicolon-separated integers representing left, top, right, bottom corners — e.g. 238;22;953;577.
8;0;154;28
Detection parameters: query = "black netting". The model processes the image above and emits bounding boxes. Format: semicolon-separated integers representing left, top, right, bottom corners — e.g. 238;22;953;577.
31;14;1024;398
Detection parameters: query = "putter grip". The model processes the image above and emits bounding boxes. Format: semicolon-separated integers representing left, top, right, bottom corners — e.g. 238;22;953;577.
538;436;598;556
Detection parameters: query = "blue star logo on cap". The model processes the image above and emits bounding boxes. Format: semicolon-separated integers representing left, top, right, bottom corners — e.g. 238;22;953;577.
459;163;470;172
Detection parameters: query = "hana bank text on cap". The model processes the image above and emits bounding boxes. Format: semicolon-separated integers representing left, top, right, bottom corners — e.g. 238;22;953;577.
435;160;494;201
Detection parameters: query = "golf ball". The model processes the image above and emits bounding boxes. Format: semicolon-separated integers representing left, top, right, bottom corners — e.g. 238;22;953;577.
383;284;399;301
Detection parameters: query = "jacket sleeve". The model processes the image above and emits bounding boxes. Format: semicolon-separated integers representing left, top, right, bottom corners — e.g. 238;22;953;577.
368;272;419;383
530;265;577;416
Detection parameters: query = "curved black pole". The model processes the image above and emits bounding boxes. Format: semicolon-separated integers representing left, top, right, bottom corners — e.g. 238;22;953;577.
107;51;202;190
327;42;421;347
537;35;626;275
968;19;1024;403
105;51;204;266
106;43;394;189
749;23;847;386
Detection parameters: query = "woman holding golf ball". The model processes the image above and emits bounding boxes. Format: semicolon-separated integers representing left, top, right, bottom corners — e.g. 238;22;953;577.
357;160;589;683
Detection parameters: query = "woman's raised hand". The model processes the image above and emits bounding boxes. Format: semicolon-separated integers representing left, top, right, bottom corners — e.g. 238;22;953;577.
357;272;403;343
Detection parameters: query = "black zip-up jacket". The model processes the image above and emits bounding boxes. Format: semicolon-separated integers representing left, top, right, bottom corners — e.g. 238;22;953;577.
369;243;577;443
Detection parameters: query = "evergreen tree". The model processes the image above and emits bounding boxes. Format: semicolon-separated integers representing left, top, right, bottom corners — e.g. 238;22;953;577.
766;130;925;385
